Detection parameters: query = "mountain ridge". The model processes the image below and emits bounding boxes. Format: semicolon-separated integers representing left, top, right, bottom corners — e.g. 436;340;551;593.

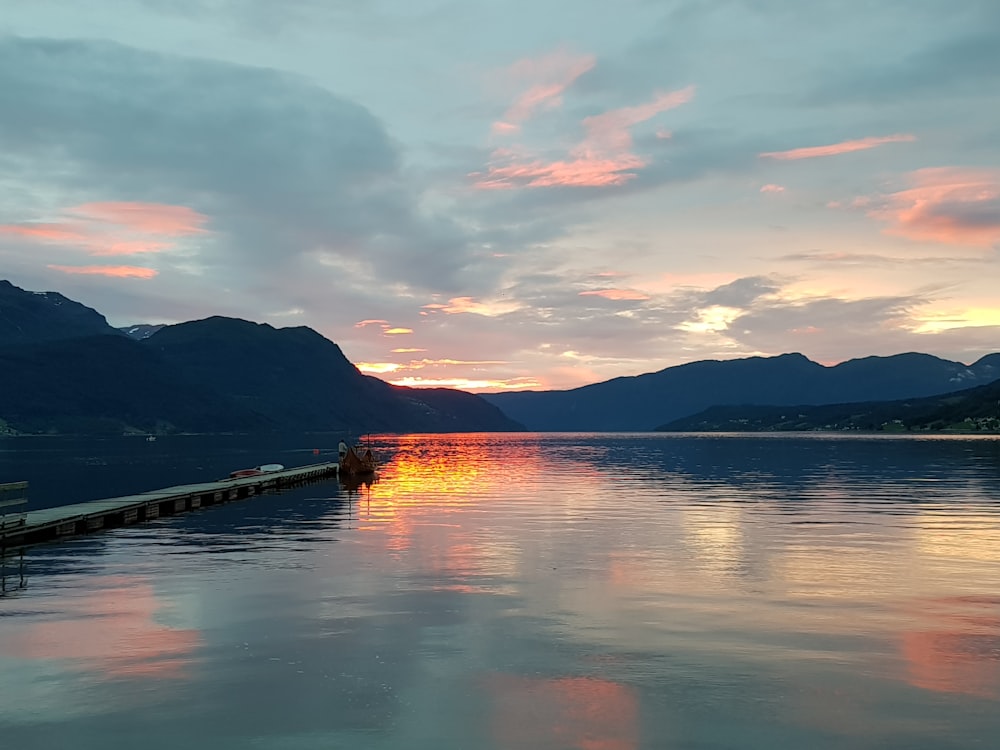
656;377;1000;433
0;281;522;435
482;351;1000;431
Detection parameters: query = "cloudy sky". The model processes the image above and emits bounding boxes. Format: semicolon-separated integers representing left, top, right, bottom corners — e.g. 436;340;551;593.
1;1;998;391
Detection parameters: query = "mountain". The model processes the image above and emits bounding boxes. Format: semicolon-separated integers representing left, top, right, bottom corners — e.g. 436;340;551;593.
144;316;524;433
0;279;120;345
657;377;1000;432
482;352;1000;431
0;279;523;434
0;334;269;435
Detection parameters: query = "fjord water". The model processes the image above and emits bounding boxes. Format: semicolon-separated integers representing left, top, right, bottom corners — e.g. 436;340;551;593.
2;433;999;749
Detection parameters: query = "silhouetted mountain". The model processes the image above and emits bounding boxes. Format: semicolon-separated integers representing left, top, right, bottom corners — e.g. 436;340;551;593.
144;317;523;433
0;279;120;345
657;377;1000;432
0;334;268;435
391;386;524;432
483;352;1000;431
0;282;523;435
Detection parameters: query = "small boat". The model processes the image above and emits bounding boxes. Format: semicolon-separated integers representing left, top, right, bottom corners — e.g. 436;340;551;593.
339;444;377;477
228;464;284;479
229;468;264;479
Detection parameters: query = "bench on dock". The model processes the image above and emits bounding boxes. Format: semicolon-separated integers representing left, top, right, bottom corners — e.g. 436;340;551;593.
1;481;27;530
1;481;28;594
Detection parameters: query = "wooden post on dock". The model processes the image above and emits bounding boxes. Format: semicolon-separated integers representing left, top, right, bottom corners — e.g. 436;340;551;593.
1;481;28;594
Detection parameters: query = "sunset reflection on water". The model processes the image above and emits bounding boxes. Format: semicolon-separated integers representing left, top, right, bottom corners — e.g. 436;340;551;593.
1;432;999;748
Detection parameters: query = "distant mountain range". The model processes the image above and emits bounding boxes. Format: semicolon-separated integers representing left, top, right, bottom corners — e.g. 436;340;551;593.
658;378;1000;433
0;280;522;435
482;351;1000;431
3;279;998;435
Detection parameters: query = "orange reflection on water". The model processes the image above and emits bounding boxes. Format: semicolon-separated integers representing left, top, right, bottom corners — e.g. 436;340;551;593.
913;513;1000;564
899;597;1000;699
372;434;534;503
1;575;199;680
489;674;639;750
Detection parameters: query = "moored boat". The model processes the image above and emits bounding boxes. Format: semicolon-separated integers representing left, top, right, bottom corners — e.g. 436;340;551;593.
229;468;264;478
227;463;285;479
339;443;377;477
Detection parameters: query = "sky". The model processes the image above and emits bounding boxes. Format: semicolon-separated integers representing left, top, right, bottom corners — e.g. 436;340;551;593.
1;0;998;392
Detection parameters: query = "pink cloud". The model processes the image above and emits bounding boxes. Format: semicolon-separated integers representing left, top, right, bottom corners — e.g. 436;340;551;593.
91;241;173;256
0;201;210;257
860;167;1000;247
475;85;696;189
0;223;92;244
492;48;596;133
576;87;694;160
579;289;650;301
355;319;390;328
47;264;158;278
760;183;786;194
760;134;916;161
71;202;209;236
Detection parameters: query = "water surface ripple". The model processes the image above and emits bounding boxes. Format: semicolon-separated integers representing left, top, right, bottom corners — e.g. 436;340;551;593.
2;432;999;749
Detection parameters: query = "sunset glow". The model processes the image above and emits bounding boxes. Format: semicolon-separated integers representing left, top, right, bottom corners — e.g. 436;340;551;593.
0;2;997;389
48;264;158;279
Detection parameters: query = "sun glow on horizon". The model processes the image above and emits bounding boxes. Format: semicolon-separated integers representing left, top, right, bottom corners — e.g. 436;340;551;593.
389;376;541;391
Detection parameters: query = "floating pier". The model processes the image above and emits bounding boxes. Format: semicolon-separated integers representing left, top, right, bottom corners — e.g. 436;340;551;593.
0;462;339;550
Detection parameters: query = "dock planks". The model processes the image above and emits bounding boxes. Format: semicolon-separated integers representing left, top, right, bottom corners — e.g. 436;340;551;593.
0;462;339;548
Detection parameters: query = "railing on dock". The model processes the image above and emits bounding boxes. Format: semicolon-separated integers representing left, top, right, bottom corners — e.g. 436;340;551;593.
1;481;28;594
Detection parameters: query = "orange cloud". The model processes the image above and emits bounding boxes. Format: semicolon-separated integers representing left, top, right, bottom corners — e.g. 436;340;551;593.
383;327;413;335
357;362;402;374
424;296;520;316
860;167;1000;246
760;134;916;160
72;202;208;235
48;264;158;278
0;201;210;258
579;289;650;301
475;86;695;189
492;48;596;133
391;347;427;353
0;223;92;244
577;87;694;161
404;358;508;369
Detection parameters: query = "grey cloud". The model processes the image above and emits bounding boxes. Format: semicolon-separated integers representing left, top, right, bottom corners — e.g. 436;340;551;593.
0;36;483;292
725;292;1000;366
796;2;1000;105
723;294;924;360
923;196;1000;230
702;275;780;307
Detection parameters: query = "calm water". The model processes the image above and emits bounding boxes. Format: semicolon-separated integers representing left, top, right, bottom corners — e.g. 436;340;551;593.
1;432;999;749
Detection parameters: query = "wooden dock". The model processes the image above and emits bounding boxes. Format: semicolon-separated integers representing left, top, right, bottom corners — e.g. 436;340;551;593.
0;462;339;549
